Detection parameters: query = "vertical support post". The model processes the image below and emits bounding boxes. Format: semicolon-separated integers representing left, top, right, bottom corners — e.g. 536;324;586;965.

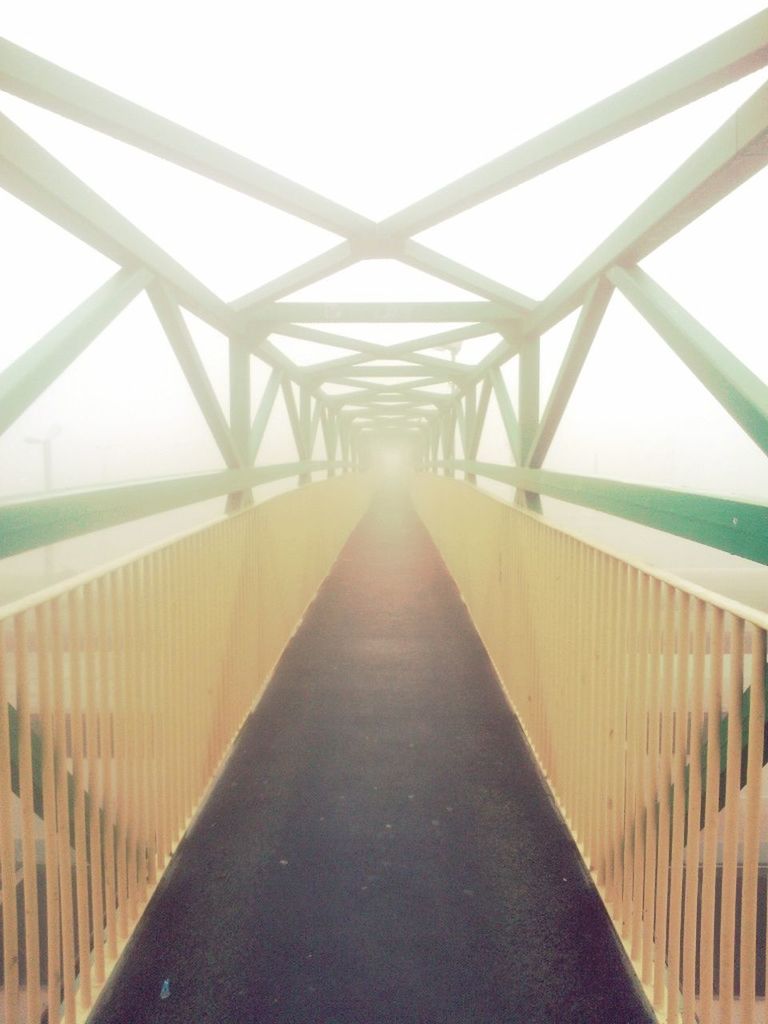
464;384;477;483
299;386;312;485
441;412;454;477
518;336;542;512
339;419;351;472
430;420;440;470
323;410;339;478
226;340;250;513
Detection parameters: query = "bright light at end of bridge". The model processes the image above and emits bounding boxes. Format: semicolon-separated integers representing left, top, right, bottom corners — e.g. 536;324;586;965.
367;441;415;480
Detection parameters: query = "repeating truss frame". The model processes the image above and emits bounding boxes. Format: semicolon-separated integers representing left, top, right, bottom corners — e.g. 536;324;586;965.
1;8;767;563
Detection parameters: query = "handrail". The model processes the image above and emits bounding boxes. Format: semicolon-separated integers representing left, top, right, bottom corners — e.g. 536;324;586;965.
433;459;768;567
0;460;351;559
0;475;371;1024
413;473;768;1024
435;470;768;630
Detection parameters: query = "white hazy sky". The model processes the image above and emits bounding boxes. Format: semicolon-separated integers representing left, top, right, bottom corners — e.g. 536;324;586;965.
1;0;767;596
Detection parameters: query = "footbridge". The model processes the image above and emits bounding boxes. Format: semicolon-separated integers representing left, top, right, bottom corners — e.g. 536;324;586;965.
1;10;768;1023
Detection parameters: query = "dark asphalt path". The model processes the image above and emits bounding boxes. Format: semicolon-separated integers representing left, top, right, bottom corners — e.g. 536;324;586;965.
90;485;653;1024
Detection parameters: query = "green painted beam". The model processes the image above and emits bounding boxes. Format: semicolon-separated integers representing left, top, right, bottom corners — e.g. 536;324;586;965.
379;8;768;237
439;460;768;564
244;302;516;324
0;266;151;437
0;462;339;559
609;265;768;456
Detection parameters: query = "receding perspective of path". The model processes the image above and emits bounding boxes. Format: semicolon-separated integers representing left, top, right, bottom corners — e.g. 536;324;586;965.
90;486;653;1024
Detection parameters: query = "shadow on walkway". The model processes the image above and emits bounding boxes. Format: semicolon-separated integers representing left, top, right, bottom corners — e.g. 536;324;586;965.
90;484;653;1024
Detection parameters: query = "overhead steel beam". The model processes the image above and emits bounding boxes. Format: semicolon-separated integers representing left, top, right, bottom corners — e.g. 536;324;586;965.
468;324;523;383
249;369;282;462
468;378;493;460
273;321;498;361
280;379;304;460
306;349;474;376
609;265;768;456
392;322;500;354
234;236;527;314
0;156;135;267
379;9;768;237
244;302;516;324
455;398;467;452
231;242;357;310
440;460;768;564
490;367;521;464
320;407;339;476
227;339;252;509
149;284;242;469
0;461;342;558
310;399;323;454
0;37;372;238
527;75;768;336
0;111;235;335
399;240;536;311
269;324;383;355
254;337;313;384
331;396;446;411
339;405;438;420
517;337;542;509
0;266;151;437
527;276;614;468
317;365;462;378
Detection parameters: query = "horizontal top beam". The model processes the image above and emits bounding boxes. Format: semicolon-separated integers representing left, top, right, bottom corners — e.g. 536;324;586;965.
315;363;467;378
244;302;516;324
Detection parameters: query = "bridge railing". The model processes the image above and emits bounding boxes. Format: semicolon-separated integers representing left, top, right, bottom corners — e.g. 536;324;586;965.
0;475;370;1024
413;473;768;1024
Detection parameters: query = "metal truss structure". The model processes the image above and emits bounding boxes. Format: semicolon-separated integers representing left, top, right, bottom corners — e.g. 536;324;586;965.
1;9;767;564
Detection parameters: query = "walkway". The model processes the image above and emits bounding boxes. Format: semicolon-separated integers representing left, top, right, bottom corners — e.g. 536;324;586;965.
90;486;653;1024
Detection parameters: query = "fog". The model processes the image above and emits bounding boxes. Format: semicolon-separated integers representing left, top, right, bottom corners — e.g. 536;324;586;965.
1;0;767;607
